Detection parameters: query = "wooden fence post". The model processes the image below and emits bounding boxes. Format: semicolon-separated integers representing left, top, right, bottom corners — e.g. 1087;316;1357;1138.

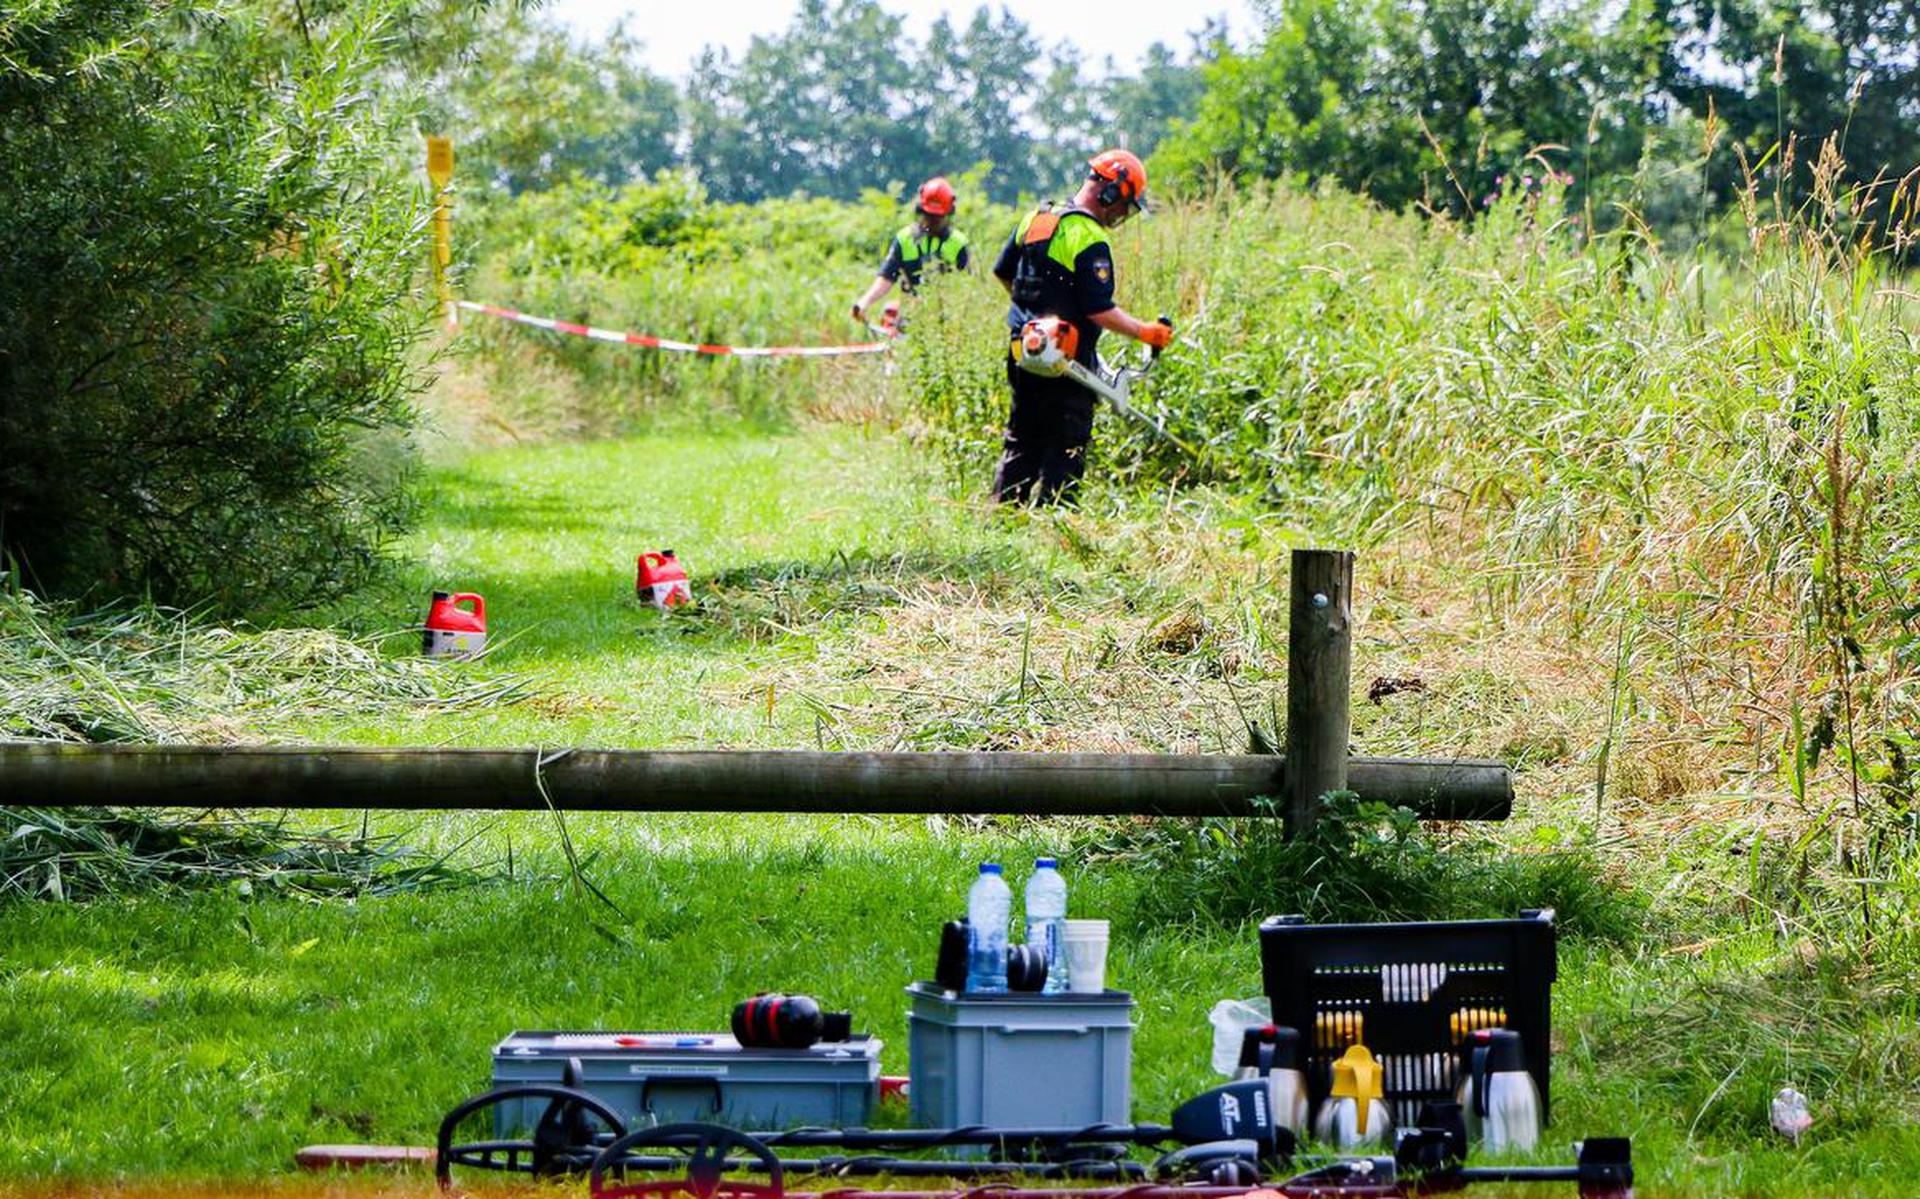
1284;548;1354;836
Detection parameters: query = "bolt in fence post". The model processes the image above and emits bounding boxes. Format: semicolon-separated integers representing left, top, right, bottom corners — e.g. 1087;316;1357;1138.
1284;548;1354;837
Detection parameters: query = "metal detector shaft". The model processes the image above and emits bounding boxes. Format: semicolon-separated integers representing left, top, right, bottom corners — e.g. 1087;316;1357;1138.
735;1124;1174;1151
603;1154;1148;1181
1458;1165;1582;1182
812;1189;1251;1199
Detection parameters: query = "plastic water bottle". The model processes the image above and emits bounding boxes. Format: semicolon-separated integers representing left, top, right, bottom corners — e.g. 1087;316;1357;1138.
965;863;1011;993
1025;857;1068;994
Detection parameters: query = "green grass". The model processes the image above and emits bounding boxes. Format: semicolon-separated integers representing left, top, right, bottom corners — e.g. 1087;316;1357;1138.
309;425;1085;748
0;818;1254;1178
7;420;1920;1194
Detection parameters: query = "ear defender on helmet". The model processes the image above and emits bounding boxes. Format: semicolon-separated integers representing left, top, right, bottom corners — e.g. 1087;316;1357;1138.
1088;149;1149;213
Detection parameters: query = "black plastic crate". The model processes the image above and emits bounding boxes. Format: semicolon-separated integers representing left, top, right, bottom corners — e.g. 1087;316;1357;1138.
1259;909;1555;1130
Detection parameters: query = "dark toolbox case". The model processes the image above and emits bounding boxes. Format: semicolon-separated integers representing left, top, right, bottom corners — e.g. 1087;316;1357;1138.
491;1031;881;1133
1259;909;1555;1129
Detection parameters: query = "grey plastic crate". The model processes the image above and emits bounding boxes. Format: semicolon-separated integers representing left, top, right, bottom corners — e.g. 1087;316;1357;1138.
491;1031;880;1133
905;983;1134;1130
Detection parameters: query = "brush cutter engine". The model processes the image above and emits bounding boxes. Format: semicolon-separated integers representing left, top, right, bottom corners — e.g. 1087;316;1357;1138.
1013;315;1080;378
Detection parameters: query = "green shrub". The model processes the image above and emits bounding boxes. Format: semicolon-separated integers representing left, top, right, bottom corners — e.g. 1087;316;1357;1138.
1097;794;1644;938
0;0;429;613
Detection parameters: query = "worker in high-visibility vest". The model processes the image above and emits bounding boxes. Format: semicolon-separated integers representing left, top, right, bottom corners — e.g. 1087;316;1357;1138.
851;177;971;326
990;149;1170;505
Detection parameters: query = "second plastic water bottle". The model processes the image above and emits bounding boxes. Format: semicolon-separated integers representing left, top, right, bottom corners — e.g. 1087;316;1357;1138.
965;863;1011;993
1025;857;1068;993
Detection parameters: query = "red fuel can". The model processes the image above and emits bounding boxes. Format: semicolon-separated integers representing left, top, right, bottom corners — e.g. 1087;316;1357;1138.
423;591;486;657
636;550;692;610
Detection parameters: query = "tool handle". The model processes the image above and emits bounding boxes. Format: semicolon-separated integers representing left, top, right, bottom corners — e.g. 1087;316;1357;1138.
997;1024;1090;1035
1458;1165;1581;1181
638;1076;725;1120
1150;314;1173;361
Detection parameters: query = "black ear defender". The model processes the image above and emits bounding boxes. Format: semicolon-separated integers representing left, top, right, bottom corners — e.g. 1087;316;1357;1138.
1092;165;1128;209
731;994;853;1049
935;919;971;991
1005;943;1049;992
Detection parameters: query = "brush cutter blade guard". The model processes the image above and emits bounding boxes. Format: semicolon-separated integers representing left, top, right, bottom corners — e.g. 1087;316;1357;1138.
435;1083;626;1189
593;1123;787;1199
1013;316;1079;378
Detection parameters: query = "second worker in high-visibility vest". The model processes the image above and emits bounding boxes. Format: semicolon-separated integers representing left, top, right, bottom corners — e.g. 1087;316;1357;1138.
990;149;1172;505
852;177;971;326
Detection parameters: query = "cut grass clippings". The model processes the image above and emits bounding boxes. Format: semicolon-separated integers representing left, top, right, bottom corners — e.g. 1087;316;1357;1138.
0;807;498;902
0;586;534;745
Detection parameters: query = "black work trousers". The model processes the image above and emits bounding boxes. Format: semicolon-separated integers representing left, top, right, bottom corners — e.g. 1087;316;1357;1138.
992;354;1096;506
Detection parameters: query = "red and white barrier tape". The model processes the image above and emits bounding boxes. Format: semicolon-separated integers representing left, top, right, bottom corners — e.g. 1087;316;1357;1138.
456;300;890;357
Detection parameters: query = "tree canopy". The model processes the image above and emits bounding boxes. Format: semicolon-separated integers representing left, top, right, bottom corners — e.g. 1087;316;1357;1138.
446;0;1217;206
1153;0;1920;228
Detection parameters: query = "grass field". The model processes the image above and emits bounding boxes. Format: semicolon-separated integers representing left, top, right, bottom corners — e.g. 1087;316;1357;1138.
8;413;1920;1195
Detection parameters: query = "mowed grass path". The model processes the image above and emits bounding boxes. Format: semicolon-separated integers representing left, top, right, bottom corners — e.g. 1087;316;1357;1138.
4;424;1917;1193
313;425;1066;747
1;426;1264;1178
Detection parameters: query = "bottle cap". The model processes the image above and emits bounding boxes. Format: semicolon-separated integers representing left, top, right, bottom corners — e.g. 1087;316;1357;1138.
1035;857;1057;868
1238;1024;1302;1071
1328;1044;1384;1136
1485;1028;1527;1073
980;862;1002;874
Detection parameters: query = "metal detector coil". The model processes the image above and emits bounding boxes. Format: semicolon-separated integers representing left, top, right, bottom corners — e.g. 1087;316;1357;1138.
435;1081;626;1188
592;1123;786;1199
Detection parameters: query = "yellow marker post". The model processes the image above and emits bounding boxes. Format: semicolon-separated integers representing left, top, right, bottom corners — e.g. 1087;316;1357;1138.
426;135;454;327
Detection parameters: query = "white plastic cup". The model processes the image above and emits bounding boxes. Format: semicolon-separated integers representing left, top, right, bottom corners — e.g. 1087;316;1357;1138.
1061;919;1110;993
1208;996;1273;1076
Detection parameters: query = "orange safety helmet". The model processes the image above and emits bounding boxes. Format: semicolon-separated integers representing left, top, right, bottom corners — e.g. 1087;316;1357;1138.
916;176;957;216
1087;149;1149;212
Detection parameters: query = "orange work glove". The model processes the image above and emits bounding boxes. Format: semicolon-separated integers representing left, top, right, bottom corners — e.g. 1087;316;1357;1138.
1139;321;1174;350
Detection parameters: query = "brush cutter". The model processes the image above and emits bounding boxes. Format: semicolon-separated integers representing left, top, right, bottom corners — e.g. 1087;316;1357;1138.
1012;314;1197;456
856;300;904;342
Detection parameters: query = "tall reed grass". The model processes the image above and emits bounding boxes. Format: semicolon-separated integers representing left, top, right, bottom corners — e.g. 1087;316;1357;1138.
903;151;1920;957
